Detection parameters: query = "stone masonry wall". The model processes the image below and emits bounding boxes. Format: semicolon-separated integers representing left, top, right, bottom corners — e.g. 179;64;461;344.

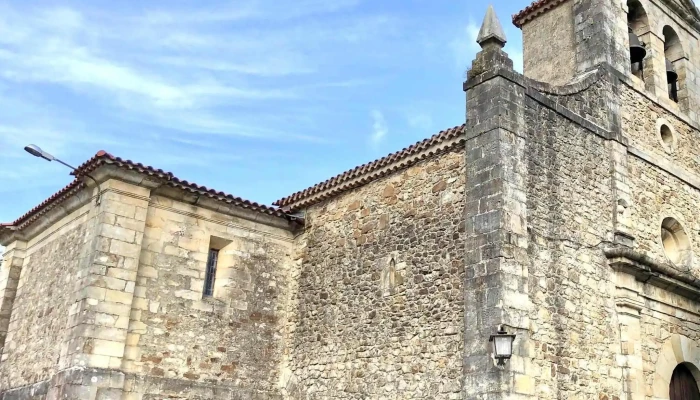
0;202;94;390
621;84;700;177
522;84;623;399
522;1;576;85
123;195;294;399
627;155;700;281
634;278;700;398
286;148;466;399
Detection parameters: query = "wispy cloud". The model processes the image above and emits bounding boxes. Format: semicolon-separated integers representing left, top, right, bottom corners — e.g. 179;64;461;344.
369;110;389;148
0;1;494;222
0;1;400;144
450;18;482;69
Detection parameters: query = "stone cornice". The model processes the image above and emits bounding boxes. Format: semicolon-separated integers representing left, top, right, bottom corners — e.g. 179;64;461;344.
604;247;700;300
465;66;621;143
628;146;700;191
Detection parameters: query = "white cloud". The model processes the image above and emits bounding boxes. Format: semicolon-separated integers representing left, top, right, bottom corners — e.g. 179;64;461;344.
450;18;482;69
0;2;399;144
138;0;361;25
466;20;481;52
369;110;388;148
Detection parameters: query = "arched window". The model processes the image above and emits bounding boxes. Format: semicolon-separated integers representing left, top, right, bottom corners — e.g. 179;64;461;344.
670;364;700;400
627;0;649;78
663;26;683;102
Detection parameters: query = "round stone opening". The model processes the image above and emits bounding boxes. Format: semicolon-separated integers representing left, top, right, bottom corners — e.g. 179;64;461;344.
660;124;674;151
661;217;691;266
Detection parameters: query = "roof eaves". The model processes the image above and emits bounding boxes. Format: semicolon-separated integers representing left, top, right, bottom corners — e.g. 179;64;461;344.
273;124;466;210
512;0;568;28
3;150;300;233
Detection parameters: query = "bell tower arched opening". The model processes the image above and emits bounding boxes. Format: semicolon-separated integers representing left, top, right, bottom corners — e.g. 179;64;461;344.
627;0;649;79
662;26;683;103
670;363;700;400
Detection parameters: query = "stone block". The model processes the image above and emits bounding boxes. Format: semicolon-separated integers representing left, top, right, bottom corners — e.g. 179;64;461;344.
174;290;201;301
87;354;111;369
107;267;138;281
101;224;137;243
126;333;141;346
88;326;128;341
123;345;141;361
93;301;132;317
82;286;107;301
139;266;158;279
109;240;142;259
115;216;146;232
133;285;146;298
135;206;149;222
92;339;125;357
93;276;128;291
95;313;118;327
105;202;137;219
105;289;133;305
96;388;123;400
132;297;149;310
115;316;130;329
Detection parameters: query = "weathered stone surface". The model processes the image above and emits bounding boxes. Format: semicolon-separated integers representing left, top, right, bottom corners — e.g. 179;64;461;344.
3;2;700;399
122;197;293;397
284;150;466;399
0;217;89;389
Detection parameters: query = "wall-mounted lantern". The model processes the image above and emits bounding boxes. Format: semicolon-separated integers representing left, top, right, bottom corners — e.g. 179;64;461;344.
489;324;516;366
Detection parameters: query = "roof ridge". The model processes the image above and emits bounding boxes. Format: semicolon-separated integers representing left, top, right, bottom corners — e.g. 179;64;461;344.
273;124;466;209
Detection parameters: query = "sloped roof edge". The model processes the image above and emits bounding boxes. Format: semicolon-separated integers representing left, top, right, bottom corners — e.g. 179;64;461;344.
3;150;297;233
273;124;467;210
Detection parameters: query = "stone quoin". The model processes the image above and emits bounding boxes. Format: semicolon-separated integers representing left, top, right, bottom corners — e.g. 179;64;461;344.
2;0;700;398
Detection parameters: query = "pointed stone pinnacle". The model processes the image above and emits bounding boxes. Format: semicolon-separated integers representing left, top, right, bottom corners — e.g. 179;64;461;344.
476;5;507;49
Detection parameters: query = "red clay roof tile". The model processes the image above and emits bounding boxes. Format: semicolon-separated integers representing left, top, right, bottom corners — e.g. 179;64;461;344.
512;0;569;28
273;124;466;210
4;150;297;232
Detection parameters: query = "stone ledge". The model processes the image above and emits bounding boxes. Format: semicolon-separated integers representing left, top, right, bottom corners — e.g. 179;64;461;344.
627;146;700;192
604;247;700;301
0;367;281;400
464;66;619;144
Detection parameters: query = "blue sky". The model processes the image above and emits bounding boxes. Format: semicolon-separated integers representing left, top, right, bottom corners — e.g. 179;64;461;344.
0;0;527;222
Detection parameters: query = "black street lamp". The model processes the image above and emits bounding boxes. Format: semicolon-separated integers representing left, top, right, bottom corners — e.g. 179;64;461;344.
24;144;102;205
489;324;516;366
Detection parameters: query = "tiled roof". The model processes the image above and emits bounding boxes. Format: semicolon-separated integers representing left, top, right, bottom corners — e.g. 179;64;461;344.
2;179;86;231
273;124;466;210
512;0;569;27
3;150;296;232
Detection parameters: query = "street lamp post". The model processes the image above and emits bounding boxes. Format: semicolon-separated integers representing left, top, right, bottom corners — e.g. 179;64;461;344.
24;145;102;205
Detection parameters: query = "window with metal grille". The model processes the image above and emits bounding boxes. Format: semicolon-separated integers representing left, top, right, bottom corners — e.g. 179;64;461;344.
203;248;219;297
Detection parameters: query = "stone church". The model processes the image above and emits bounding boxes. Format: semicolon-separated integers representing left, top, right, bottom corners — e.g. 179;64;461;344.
1;0;700;397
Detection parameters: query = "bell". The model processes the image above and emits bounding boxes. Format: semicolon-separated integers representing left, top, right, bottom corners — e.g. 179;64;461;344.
629;31;647;64
666;59;678;84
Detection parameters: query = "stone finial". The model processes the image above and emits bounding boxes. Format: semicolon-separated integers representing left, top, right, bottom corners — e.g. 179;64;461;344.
476;5;507;49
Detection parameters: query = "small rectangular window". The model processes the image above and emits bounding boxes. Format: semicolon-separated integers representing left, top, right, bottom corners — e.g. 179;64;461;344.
203;248;219;297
